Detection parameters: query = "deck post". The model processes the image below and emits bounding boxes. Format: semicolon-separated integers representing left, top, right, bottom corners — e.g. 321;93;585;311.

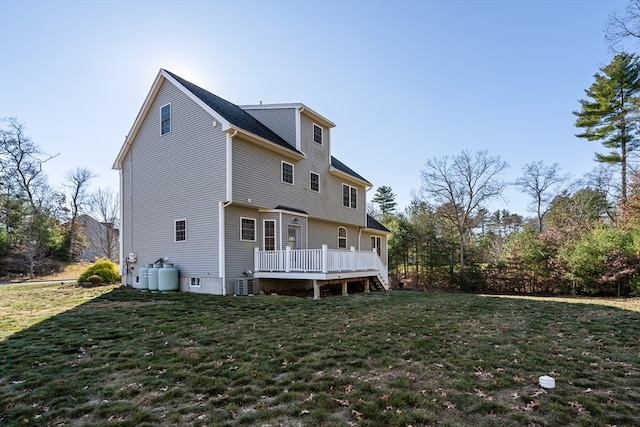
350;246;356;271
254;247;260;273
321;244;328;273
285;246;291;272
313;279;320;300
364;278;370;293
342;279;348;296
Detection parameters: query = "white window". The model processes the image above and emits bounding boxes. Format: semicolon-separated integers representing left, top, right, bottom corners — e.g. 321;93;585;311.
241;217;256;241
338;226;347;249
161;103;171;135
342;184;357;209
264;220;276;250
371;236;381;256
310;171;320;192
175;219;186;242
313;124;322;144
282;161;294;184
190;277;201;287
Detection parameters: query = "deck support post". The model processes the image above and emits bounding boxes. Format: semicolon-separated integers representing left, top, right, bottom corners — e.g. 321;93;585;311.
313;280;320;300
364;278;370;293
342;279;348;296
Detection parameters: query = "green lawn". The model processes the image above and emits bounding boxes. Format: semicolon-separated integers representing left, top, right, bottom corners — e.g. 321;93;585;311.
1;284;639;426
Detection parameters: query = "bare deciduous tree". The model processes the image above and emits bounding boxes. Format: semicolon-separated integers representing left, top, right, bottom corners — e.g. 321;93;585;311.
606;0;640;51
88;187;119;261
66;167;96;260
0;118;59;276
420;150;508;275
515;161;569;232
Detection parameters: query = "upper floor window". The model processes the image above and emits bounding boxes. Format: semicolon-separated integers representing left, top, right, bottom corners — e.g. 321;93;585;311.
161;104;171;135
282;161;294;184
338;227;347;249
241;217;256;241
342;184;357;209
313;124;322;144
175;219;186;242
310;171;320;192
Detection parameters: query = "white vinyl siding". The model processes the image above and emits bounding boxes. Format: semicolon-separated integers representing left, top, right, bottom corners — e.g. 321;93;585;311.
120;80;226;282
231;113;366;226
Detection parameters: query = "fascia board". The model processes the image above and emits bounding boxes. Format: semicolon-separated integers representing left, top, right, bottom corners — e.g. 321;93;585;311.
329;167;372;190
298;104;335;128
112;69;232;169
230;126;306;161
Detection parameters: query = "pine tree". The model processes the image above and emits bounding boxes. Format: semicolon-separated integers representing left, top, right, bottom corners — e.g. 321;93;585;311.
574;52;640;203
372;186;397;216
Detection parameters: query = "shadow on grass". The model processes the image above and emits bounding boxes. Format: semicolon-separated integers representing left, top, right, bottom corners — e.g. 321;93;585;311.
1;287;639;427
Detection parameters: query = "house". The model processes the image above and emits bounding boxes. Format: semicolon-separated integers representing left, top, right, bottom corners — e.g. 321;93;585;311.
76;214;119;263
113;69;390;297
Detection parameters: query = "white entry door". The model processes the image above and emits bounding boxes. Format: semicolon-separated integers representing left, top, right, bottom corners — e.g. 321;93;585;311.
287;225;302;249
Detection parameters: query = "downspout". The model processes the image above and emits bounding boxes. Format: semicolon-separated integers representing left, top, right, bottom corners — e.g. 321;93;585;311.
219;201;232;295
219;129;236;295
119;166;126;285
278;211;283;250
358;227;362;251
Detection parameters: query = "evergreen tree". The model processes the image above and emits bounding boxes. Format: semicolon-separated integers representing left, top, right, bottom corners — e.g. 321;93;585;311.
372;186;397;216
574;52;640;203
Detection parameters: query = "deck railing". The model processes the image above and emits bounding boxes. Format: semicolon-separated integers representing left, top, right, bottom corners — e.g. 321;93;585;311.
254;245;383;274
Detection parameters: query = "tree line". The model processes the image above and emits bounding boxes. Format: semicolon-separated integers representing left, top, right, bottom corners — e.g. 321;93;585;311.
1;118;119;278
371;48;640;297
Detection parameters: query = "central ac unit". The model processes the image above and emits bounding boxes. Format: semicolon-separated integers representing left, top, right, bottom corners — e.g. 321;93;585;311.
234;278;256;296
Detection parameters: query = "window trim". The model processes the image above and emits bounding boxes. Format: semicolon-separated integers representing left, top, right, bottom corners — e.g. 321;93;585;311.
190;277;201;287
313;123;323;145
342;183;357;209
310;171;320;192
240;217;257;242
263;219;276;251
281;161;294;185
175;218;187;242
161;103;171;135
338;226;347;249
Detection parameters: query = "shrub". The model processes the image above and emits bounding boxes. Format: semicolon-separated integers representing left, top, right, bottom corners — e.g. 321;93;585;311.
560;226;638;295
78;258;120;284
87;274;103;284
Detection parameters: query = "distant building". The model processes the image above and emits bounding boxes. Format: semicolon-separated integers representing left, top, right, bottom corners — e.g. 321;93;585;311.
76;214;119;262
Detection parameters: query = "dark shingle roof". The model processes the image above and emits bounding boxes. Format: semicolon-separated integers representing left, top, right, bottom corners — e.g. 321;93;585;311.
165;70;369;186
164;70;298;153
331;156;371;185
367;214;391;233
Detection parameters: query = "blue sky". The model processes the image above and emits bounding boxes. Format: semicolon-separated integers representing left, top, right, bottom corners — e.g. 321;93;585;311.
0;0;633;217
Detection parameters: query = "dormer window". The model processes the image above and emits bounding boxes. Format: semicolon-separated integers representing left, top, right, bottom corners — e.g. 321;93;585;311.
313;124;322;144
161;104;171;135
